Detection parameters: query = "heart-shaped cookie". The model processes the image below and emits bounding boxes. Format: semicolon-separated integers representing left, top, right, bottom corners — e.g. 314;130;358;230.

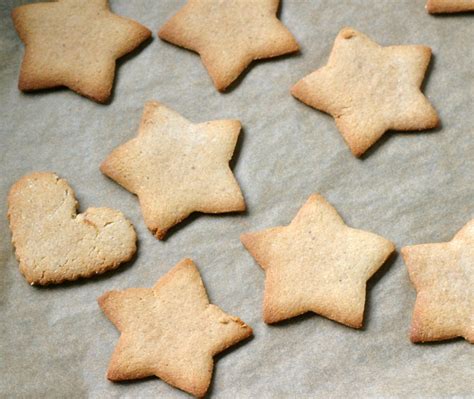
8;172;137;285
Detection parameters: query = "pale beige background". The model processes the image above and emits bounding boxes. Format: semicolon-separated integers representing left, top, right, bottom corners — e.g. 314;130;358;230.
0;0;473;397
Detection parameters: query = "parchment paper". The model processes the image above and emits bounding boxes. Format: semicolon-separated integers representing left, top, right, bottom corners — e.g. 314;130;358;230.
1;0;473;397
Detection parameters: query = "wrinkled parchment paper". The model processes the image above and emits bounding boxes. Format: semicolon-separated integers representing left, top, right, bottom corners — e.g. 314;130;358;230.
1;0;473;397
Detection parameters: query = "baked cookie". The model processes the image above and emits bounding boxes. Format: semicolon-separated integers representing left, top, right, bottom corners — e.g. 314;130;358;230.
101;101;245;239
7;172;137;285
98;258;253;397
241;194;395;327
12;0;151;103
158;0;299;91
291;27;439;157
426;0;474;13
402;220;473;343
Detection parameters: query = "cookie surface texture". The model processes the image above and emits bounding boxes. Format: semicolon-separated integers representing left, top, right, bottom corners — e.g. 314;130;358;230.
98;258;253;397
101;101;245;239
291;27;439;157
12;0;151;103
7;172;137;285
158;0;299;91
426;0;474;13
402;220;474;343
241;194;395;327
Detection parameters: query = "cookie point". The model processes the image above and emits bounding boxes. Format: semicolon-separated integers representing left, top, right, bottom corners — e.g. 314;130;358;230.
400;246;412;260
352;319;364;329
240;232;253;246
410;331;422;343
349;145;364;157
243;324;253;337
146;99;161;107
97;291;110;308
290;80;303;96
341;28;357;40
290;84;298;96
106;368;119;381
152;227;167;240
92;90;111;104
308;193;323;202
180;258;195;268
263;308;280;324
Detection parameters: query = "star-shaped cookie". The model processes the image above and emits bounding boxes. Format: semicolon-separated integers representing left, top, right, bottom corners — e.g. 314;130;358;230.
402;220;473;343
12;0;151;103
291;28;439;157
158;0;299;91
241;194;395;327
101;101;245;239
426;0;474;13
98;258;253;397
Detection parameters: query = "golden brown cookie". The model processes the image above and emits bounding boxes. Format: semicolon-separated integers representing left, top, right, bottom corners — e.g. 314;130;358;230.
7;172;137;285
12;0;151;103
402;220;473;343
426;0;474;13
98;258;253;398
101;101;245;240
241;194;395;327
291;27;439;157
158;0;299;91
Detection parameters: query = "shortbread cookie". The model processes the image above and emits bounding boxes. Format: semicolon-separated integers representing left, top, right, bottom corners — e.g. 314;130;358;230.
8;172;137;285
12;0;151;103
291;28;439;157
98;258;253;397
241;194;395;327
426;0;474;13
158;0;299;91
101;101;245;240
402;220;473;343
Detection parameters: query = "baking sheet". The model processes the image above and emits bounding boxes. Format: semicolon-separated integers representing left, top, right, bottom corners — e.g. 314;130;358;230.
1;0;473;397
